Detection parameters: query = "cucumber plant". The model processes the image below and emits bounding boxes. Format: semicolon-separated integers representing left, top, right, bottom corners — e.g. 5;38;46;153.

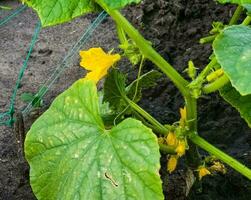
21;0;251;199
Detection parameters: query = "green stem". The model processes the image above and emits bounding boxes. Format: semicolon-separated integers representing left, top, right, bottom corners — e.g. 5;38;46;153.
125;97;169;135
200;35;216;44
188;58;217;98
133;111;163;134
198;58;218;81
185;96;201;169
203;74;229;94
190;134;251;180
96;0;189;97
159;143;176;154
242;16;251;25
229;5;244;25
186;97;197;131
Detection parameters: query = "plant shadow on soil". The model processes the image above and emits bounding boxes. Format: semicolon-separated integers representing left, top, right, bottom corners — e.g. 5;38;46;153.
0;0;251;200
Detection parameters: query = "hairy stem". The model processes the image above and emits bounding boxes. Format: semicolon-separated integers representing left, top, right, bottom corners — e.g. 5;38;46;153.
229;5;244;25
242;16;251;25
185;97;201;168
190;134;251;180
197;58;218;82
125;97;169;135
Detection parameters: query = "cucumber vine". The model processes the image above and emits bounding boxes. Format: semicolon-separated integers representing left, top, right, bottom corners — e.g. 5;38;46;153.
21;0;251;199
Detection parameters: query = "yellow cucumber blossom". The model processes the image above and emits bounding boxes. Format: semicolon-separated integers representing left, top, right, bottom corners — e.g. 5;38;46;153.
79;47;121;83
198;166;211;180
166;132;178;146
166;132;186;157
175;140;186;157
167;155;178;173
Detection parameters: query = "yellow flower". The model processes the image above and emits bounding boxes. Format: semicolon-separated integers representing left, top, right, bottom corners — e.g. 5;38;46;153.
180;106;187;127
175;140;186;157
198;166;211;180
166;132;178;146
167;156;178;173
79;47;121;83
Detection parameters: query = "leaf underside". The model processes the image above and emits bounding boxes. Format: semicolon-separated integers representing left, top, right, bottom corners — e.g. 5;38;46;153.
103;69;127;112
220;84;251;128
25;80;163;200
213;25;251;96
23;0;100;26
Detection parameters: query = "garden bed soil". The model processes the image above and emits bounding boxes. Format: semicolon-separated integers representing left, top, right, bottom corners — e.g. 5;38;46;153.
0;0;251;199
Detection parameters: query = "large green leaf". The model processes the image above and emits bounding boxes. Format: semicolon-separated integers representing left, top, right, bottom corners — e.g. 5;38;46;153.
22;0;100;26
213;25;251;96
25;80;163;200
217;0;251;12
220;83;251;127
23;0;142;27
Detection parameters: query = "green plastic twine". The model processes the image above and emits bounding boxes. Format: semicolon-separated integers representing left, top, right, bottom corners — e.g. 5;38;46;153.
0;20;41;126
0;5;27;27
1;11;107;126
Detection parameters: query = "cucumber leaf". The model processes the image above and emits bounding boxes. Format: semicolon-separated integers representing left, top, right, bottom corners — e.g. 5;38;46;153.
103;69;127;112
213;25;251;96
217;0;251;13
22;0;100;26
220;83;251;127
25;80;163;200
23;0;142;27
